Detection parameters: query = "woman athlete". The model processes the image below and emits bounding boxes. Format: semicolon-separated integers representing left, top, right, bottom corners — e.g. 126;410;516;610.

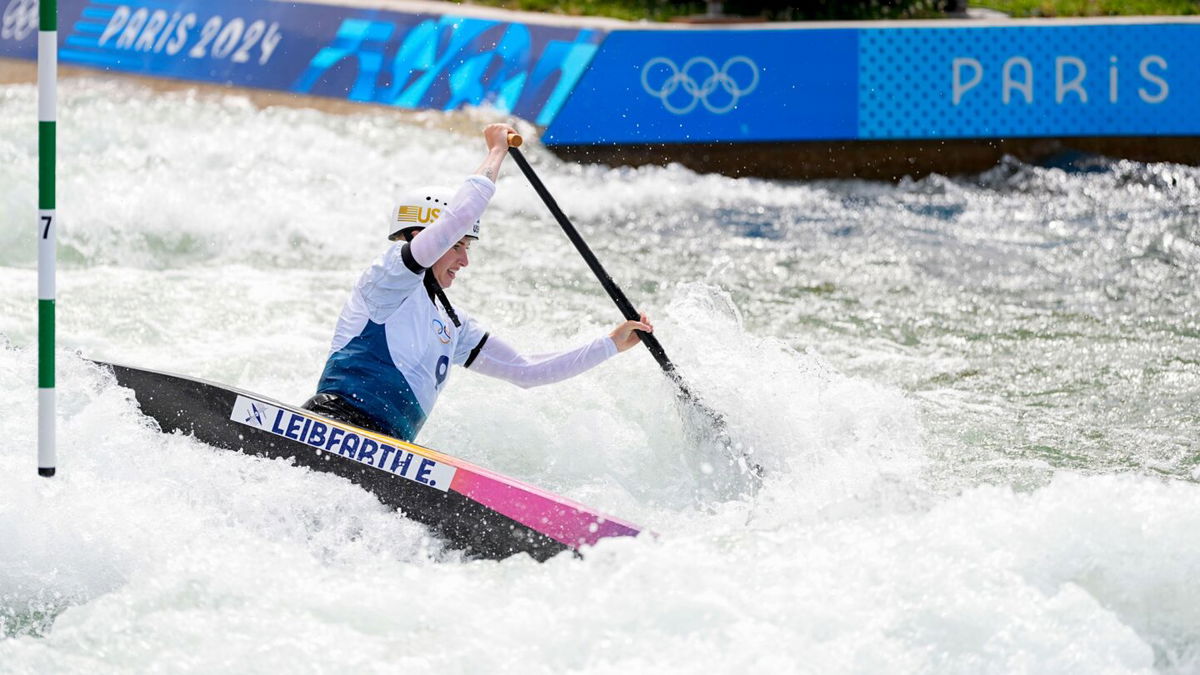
303;123;652;441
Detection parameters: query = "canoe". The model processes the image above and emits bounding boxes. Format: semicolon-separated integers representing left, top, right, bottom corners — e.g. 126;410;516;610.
96;361;643;561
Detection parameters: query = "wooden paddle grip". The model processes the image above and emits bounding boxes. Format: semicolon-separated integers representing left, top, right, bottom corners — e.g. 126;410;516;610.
507;132;523;148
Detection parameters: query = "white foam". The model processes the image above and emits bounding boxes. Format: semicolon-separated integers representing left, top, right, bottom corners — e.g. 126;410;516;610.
2;79;1199;672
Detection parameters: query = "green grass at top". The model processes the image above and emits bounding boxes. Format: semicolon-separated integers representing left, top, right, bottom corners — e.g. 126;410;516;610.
457;0;705;21
972;0;1199;16
455;0;1199;20
454;0;944;21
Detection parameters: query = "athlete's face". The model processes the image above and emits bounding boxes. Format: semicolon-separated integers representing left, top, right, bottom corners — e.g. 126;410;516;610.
432;237;471;288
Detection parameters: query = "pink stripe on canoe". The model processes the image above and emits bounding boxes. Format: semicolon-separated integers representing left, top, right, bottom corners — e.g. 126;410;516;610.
450;469;641;548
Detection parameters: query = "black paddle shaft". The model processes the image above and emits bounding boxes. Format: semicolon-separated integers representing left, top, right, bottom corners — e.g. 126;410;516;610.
508;146;683;383
508;145;767;486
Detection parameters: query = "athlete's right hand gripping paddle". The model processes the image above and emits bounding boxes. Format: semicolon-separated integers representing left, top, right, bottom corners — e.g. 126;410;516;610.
505;135;763;498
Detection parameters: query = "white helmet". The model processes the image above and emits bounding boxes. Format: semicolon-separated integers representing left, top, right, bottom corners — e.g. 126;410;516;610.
387;186;481;241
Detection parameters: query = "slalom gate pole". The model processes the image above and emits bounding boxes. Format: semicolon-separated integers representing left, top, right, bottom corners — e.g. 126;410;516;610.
38;0;57;478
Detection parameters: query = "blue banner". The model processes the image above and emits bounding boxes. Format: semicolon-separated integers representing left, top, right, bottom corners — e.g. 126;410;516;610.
0;0;604;126
5;1;1198;143
543;29;859;144
544;22;1200;145
1;0;39;59
857;24;1200;139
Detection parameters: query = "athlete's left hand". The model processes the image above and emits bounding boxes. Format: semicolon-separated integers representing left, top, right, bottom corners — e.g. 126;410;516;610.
610;313;653;353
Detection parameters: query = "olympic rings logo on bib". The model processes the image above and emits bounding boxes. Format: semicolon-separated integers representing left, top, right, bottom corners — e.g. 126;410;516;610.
1;0;39;42
431;318;452;344
640;56;760;115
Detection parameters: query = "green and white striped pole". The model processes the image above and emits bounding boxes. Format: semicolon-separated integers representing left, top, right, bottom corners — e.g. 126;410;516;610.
38;0;57;478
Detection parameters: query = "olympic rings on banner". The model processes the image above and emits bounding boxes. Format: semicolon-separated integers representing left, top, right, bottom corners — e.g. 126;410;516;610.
640;56;760;115
1;0;39;42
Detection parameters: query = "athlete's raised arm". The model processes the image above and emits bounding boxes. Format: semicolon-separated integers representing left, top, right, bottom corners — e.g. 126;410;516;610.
472;123;514;184
358;124;514;318
407;123;514;268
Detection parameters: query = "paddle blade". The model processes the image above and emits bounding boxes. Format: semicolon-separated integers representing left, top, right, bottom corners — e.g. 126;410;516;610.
673;385;763;501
